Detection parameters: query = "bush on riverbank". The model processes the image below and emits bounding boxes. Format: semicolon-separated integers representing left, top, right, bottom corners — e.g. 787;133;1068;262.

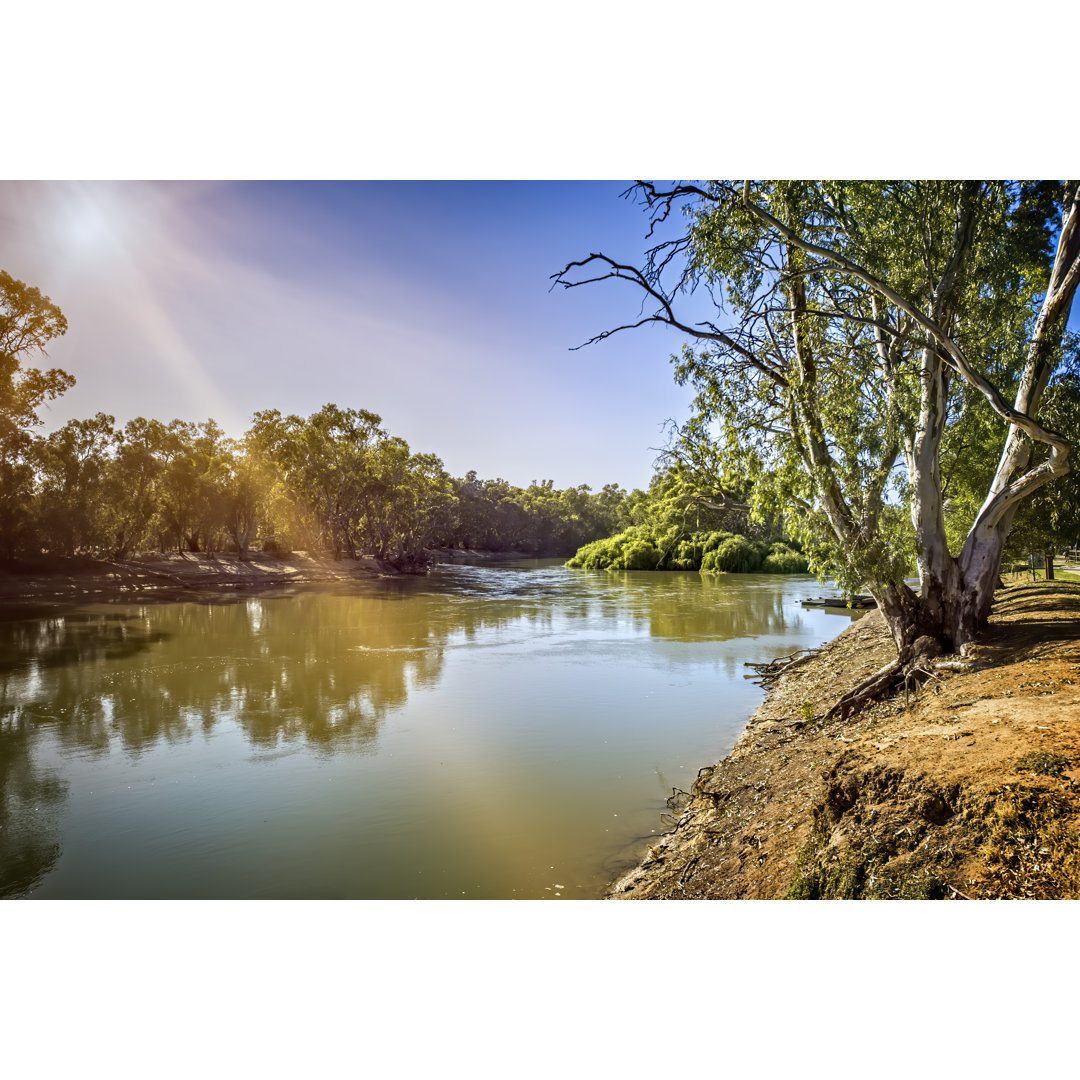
566;527;808;574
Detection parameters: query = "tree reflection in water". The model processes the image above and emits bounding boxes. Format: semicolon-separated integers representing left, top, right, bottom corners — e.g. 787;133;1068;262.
0;593;471;761
0;591;470;895
0;716;67;898
0;567;837;898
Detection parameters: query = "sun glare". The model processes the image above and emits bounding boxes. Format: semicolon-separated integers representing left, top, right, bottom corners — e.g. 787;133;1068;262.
5;180;242;427
54;186;132;260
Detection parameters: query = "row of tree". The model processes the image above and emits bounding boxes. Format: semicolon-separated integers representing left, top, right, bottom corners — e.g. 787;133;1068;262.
0;271;629;567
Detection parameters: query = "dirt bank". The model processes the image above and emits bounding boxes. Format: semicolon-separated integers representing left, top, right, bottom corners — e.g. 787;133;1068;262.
0;551;390;606
610;581;1080;900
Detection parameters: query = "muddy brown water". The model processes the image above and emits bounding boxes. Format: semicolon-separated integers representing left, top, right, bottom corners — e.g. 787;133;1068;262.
0;559;856;899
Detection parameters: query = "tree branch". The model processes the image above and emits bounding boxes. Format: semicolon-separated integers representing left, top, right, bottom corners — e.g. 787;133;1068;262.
552;252;787;384
741;182;1071;466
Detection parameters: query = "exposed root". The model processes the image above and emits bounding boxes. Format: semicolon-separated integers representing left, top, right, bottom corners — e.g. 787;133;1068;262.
933;659;976;673
825;657;903;721
825;635;943;722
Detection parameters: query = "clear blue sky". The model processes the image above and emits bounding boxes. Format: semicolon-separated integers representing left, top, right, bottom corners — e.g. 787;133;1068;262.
1;180;704;492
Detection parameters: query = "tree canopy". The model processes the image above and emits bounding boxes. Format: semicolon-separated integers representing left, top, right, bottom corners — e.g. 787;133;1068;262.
0;271;72;556
555;181;1080;707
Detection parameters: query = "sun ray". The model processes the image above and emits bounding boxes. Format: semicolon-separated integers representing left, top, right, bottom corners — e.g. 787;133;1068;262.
3;181;243;428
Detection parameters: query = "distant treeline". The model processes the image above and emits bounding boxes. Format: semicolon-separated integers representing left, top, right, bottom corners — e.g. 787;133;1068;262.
4;404;632;568
7;398;808;574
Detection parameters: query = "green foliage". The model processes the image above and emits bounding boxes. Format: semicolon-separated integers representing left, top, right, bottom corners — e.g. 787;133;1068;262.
1005;371;1080;557
0;271;73;557
566;464;808;574
448;474;627;556
567;505;807;575
705;535;767;573
31;413;116;557
618;539;662;570
567;526;658;570
761;542;810;574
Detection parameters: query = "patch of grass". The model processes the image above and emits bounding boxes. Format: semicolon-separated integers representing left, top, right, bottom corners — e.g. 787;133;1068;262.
1004;568;1080;585
1015;751;1072;777
977;787;1080;898
786;819;947;900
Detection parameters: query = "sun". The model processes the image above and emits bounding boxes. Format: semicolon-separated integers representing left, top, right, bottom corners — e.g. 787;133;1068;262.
52;183;134;261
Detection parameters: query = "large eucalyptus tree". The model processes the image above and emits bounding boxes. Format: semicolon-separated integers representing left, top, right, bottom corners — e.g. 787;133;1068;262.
555;181;1080;706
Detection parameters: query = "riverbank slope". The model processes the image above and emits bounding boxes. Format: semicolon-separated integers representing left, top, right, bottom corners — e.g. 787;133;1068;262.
611;581;1080;899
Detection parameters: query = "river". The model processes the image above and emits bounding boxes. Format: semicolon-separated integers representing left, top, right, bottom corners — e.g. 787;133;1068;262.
0;559;857;899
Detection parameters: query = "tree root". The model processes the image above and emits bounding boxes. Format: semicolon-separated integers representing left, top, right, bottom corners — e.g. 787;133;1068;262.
824;658;904;722
933;659;976;673
824;635;943;722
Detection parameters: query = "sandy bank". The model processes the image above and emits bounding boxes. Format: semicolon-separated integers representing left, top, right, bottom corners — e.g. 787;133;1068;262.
0;548;562;608
0;551;391;606
610;581;1080;900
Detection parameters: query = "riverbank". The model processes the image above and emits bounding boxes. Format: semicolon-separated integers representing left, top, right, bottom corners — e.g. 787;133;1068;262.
610;580;1080;899
429;548;565;564
0;551;390;605
0;548;564;608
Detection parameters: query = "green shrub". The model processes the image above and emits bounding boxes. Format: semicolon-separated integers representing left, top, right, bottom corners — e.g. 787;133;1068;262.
565;537;616;569
666;538;699;570
569;527;807;575
618;540;662;570
706;535;765;573
761;551;807;573
699;549;724;574
700;531;734;553
761;542;809;573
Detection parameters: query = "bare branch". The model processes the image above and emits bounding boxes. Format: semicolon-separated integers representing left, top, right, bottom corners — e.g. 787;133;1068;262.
552;252;787;384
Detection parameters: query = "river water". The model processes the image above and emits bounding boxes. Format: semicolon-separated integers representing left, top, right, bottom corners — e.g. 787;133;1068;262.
0;560;856;899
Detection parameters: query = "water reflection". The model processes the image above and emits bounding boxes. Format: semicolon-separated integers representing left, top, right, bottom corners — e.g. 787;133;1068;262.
7;570;811;759
0;713;67;898
425;564;810;645
0;611;170;676
0;564;841;899
0;594;459;760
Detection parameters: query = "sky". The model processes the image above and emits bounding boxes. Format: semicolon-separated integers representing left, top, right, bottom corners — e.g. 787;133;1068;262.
0;180;708;493
5;180;1080;495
